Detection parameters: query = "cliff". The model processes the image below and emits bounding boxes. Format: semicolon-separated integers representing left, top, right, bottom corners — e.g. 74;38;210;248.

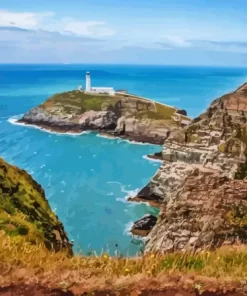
0;157;72;254
131;83;247;253
19;91;191;144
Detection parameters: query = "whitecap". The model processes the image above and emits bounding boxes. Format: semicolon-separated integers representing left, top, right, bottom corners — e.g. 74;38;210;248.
107;192;114;196
123;221;134;236
40;164;46;169
142;155;163;163
96;133;161;147
107;181;139;197
116;197;128;203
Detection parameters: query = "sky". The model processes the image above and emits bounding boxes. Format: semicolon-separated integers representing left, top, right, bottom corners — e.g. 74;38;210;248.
0;0;247;65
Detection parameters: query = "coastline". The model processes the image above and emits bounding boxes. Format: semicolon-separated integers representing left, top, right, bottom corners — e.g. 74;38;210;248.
14;118;165;146
9;117;90;136
9;117;163;147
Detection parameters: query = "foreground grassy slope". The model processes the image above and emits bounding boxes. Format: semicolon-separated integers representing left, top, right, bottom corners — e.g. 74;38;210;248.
0;158;71;253
0;230;246;293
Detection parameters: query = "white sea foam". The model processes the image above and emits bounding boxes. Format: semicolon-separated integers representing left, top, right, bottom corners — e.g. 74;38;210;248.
107;181;140;203
8;116;90;137
142;155;163;163
96;133;161;147
123;221;134;236
40;164;46;169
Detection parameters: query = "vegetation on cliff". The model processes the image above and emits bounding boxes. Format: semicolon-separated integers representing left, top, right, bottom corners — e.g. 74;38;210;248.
0;158;72;254
41;90;189;121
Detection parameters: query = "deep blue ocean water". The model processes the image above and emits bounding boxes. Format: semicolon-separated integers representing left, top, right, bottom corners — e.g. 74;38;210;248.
0;64;247;256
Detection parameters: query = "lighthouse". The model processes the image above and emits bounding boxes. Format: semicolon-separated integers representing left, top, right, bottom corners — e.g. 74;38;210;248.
84;71;116;96
85;71;91;92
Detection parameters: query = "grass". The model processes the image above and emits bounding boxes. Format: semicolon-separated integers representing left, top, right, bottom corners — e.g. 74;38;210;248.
43;91;119;114
0;230;247;292
40;91;192;126
0;158;69;250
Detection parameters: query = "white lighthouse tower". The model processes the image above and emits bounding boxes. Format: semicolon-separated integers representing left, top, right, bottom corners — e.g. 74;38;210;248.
85;71;91;92
84;71;116;96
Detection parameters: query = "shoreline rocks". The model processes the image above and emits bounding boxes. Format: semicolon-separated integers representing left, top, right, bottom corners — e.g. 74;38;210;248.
130;215;157;236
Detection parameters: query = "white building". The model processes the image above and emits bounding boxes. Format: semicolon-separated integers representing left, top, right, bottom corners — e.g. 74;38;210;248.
85;72;115;96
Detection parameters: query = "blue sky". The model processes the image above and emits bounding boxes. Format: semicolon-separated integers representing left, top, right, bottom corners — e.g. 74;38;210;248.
0;0;247;65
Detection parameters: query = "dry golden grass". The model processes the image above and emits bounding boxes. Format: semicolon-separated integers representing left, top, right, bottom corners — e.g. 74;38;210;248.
1;230;247;292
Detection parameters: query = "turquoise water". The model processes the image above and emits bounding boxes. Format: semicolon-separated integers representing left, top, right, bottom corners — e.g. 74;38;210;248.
0;64;247;255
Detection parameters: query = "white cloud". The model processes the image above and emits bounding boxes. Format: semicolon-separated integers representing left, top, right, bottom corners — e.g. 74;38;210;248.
159;35;191;48
0;10;54;29
64;21;116;37
0;10;115;38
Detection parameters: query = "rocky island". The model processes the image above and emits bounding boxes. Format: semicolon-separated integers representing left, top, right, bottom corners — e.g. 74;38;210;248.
18;90;191;145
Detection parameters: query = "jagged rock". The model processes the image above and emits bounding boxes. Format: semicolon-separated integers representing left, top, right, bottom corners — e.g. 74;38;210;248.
130;215;157;236
78;110;118;129
146;152;163;161
132;82;247;254
176;109;187;116
145;172;247;253
128;184;164;208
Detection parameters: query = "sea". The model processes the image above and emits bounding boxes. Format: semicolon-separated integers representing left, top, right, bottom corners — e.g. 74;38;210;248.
0;64;247;256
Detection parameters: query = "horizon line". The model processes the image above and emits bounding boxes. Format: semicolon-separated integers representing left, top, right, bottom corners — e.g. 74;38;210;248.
0;63;247;68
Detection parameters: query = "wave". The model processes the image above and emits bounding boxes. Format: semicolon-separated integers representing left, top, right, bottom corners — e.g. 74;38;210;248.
123;221;134;236
97;133;161;147
107;181;140;203
142;155;163;163
8;116;91;137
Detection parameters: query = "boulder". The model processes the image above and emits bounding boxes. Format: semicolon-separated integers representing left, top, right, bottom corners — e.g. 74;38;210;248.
130;215;157;236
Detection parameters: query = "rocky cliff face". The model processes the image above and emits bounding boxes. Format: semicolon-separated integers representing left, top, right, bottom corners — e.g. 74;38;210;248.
132;83;247;253
19;91;191;144
0;158;72;254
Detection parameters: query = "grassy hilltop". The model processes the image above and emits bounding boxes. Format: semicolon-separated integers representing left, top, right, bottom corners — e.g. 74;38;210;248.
40;90;189;122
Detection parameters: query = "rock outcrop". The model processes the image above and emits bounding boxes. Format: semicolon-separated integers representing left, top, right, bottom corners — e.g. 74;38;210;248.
19;91;191;144
130;215;157;236
0;158;72;254
132;83;247;253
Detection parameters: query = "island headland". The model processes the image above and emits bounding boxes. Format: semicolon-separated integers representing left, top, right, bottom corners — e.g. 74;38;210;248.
18;72;192;145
